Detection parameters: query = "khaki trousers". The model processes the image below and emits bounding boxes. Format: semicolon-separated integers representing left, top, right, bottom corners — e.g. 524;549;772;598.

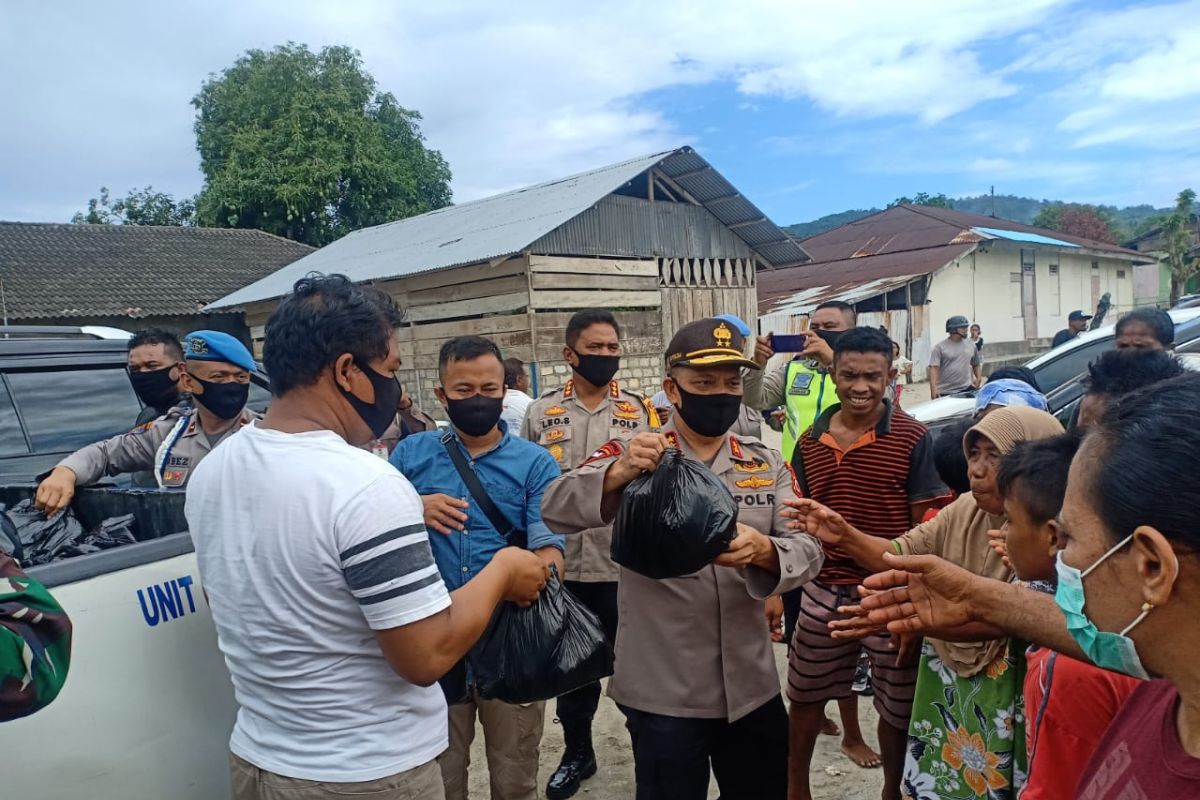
231;753;444;800
438;689;545;800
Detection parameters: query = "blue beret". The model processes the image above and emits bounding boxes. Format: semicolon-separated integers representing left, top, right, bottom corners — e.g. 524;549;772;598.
713;314;753;337
182;330;256;372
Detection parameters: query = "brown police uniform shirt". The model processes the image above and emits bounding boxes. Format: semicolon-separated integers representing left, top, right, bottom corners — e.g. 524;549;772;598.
540;419;824;721
371;403;439;455
522;379;659;583
58;406;259;489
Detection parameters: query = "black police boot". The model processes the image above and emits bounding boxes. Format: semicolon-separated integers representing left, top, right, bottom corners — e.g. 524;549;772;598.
545;721;597;800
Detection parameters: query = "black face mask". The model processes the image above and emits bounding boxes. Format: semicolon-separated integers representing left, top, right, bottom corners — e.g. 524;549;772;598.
571;351;620;388
446;394;503;437
813;329;847;350
128;365;180;410
192;378;249;421
340;362;402;439
673;386;742;438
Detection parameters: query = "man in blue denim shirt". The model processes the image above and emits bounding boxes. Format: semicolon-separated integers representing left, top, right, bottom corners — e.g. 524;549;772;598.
390;335;564;800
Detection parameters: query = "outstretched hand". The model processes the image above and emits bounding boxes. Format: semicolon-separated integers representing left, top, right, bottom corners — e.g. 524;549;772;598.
782;498;854;546
854;552;981;637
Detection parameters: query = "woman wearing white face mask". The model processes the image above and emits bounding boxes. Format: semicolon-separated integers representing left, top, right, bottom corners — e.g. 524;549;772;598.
843;372;1200;799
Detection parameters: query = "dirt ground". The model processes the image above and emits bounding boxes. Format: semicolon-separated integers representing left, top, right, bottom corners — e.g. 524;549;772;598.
466;645;885;799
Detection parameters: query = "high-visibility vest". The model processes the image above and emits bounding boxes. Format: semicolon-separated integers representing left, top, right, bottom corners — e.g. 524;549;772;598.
781;360;837;462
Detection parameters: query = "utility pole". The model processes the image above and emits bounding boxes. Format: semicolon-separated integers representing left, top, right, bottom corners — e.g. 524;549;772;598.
990;185;996;218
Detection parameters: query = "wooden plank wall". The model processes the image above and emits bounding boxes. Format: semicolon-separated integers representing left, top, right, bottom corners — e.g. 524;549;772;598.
659;257;758;338
239;252;758;413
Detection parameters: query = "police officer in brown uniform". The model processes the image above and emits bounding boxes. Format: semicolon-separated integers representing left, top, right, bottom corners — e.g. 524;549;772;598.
520;309;659;800
541;318;824;800
35;330;260;516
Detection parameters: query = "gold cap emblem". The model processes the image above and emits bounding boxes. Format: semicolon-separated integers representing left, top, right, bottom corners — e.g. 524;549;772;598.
713;323;732;347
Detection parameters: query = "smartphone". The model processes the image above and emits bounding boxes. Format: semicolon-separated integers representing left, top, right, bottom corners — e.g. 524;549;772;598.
770;333;808;353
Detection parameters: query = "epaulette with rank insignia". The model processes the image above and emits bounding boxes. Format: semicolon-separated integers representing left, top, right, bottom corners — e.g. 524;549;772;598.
582;440;624;465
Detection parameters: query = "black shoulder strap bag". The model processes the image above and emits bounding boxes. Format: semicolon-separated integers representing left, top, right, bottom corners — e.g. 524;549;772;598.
437;432;527;703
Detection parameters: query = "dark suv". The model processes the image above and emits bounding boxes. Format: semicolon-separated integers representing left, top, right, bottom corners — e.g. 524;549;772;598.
0;326;270;484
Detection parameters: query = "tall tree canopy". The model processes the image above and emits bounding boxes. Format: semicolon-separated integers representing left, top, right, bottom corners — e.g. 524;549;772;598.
192;43;452;246
1032;203;1118;243
890;192;954;209
1162;188;1198;305
72;186;197;226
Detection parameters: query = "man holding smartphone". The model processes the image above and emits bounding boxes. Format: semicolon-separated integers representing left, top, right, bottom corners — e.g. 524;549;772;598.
743;301;856;463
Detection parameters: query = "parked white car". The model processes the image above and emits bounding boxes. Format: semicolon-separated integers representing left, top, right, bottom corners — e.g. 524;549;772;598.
910;307;1200;427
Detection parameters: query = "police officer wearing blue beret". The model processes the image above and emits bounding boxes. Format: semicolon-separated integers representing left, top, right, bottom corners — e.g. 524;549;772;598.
35;330;262;516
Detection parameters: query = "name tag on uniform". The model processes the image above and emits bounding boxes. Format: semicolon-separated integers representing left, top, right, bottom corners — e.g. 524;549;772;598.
788;372;814;396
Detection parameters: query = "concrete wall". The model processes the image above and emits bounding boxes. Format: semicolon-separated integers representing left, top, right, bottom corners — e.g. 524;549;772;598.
927;243;1137;353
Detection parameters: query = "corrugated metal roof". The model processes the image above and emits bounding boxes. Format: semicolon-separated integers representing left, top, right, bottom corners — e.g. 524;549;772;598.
761;274;924;317
797;205;1150;264
971;226;1080;248
209;147;809;309
757;242;976;309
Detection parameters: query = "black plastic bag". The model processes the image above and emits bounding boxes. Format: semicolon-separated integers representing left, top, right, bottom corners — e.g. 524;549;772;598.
5;500;87;567
52;514;138;560
469;565;613;704
2;500;137;566
0;510;21;561
611;448;738;579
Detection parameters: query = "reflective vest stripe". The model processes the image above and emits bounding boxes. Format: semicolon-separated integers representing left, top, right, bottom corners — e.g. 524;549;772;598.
781;361;834;462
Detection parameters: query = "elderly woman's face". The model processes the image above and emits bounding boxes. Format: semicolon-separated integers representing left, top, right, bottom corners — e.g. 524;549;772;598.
967;435;1005;514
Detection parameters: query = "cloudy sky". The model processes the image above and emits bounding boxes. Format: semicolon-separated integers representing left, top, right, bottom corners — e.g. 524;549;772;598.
2;0;1198;227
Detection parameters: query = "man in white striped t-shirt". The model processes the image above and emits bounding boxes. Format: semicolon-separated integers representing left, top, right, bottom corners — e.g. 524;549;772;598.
187;274;549;800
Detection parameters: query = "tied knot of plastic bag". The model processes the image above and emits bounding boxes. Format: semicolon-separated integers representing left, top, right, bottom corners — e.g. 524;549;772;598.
611;448;738;579
468;564;613;705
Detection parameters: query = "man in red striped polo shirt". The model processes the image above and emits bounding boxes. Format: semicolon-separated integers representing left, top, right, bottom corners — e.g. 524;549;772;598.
785;327;947;800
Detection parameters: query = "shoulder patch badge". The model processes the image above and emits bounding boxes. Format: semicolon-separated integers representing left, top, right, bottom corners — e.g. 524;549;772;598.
664;431;680;449
785;462;803;496
735;476;775;489
582;441;624;465
729;436;745;461
161;468;189;487
544;405;567;416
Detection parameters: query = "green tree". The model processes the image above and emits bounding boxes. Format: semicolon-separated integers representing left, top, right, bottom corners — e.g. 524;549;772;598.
192;43;452;246
1162;188;1198;305
890;192;954;209
71;186;197;226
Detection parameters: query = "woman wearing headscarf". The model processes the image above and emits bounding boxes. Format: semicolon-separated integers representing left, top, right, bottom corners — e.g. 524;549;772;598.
785;407;1064;799
847;372;1200;799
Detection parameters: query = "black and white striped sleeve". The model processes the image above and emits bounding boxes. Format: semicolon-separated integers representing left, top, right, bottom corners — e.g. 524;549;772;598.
335;475;451;630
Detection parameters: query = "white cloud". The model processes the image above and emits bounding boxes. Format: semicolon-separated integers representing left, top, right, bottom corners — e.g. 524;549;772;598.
0;0;1194;223
0;0;1074;218
1010;0;1200;149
